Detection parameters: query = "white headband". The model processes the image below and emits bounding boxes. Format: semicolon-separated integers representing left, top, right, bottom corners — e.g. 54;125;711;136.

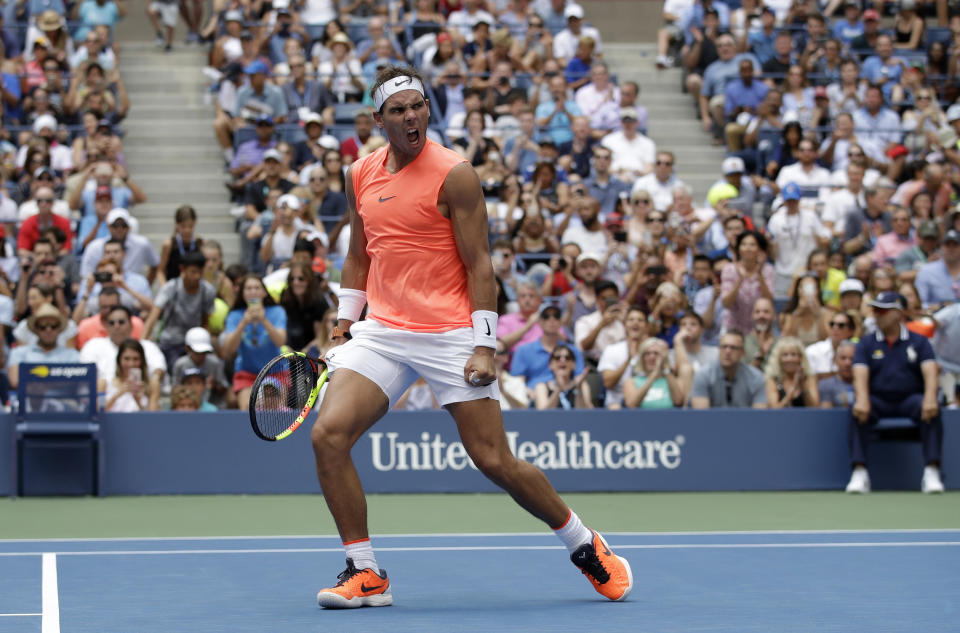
373;75;425;111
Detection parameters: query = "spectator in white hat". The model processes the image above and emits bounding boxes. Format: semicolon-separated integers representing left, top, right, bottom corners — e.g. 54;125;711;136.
257;193;306;270
553;3;602;63
172;326;231;408
80;207;160;281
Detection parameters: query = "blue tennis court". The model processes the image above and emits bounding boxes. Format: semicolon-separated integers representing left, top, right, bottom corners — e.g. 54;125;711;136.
1;530;958;632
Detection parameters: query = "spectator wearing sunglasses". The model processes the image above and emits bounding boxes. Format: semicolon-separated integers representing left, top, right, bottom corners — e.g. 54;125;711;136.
80;304;166;393
7;302;79;389
16;185;73;255
534;343;593;410
510;304;585;388
805;310;857;380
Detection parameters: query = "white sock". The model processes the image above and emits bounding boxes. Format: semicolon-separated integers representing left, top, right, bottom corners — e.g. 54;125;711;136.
223;147;235;163
553;509;593;554
344;538;378;572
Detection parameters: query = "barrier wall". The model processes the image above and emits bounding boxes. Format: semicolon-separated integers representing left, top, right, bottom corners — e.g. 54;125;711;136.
2;410;958;495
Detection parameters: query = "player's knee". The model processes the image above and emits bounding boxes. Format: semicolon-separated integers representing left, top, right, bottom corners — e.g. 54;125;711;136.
310;419;349;457
473;451;519;487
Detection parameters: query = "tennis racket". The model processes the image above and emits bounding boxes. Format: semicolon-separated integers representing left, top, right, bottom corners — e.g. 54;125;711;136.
249;351;328;441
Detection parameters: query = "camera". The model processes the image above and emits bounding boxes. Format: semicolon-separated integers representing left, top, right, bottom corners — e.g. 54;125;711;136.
645;265;668;277
94;271;112;283
613;230;628;243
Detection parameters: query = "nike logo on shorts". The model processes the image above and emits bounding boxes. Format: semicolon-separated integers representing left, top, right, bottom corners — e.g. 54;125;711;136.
379;195;396;203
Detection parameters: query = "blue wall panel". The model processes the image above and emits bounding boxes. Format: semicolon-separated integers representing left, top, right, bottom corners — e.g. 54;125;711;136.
2;410;957;495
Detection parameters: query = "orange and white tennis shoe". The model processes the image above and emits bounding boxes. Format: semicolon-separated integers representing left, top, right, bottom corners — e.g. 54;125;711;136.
571;531;634;601
317;558;393;608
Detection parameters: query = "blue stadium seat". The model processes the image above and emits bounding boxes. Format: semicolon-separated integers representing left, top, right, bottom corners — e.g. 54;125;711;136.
333;102;369;124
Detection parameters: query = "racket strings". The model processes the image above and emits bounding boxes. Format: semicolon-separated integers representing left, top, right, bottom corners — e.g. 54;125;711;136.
252;355;318;439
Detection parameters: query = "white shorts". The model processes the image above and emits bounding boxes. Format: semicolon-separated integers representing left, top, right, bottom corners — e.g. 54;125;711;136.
149;2;178;27
323;319;501;408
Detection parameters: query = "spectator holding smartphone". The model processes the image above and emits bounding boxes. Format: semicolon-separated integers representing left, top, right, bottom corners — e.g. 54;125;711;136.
104;339;158;411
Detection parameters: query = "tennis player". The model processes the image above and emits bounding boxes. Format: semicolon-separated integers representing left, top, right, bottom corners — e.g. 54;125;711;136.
311;65;633;609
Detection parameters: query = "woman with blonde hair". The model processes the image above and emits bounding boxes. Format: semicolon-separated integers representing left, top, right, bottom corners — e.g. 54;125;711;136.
764;336;819;408
623;337;692;409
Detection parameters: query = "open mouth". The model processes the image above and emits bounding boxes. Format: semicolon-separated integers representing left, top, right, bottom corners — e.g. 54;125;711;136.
406;128;420;144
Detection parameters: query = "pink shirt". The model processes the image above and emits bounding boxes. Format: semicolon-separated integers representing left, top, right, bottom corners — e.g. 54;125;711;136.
721;262;775;334
873;231;916;266
498;312;543;353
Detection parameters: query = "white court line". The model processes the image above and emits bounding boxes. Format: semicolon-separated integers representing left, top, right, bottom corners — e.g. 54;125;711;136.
2;528;959;544
0;541;958;557
0;613;41;617
42;553;60;633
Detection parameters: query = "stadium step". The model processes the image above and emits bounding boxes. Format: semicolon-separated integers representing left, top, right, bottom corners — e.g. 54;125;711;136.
602;43;727;201
115;28;235;267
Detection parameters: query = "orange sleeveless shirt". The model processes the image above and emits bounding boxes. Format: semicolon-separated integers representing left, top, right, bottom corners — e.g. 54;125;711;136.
351;138;473;332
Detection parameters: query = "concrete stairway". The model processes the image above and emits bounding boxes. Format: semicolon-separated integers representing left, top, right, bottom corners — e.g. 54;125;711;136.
114;42;238;266
602;43;727;200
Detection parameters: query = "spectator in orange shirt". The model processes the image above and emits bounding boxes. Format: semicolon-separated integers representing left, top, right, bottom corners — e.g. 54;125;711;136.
75;286;144;348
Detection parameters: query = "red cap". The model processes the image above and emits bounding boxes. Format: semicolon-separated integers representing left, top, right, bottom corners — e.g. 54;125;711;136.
814;86;828;98
862;9;879;20
95;185;111;199
437;32;452;44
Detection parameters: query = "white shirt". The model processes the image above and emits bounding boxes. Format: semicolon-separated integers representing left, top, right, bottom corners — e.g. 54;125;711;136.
15;143;74;173
775;162;833;189
766;208;830;277
601;131;657;177
574;309;626;363
597;339;637;408
821;187;865;235
553;25;603;61
574;83;621;131
663;0;694;20
632;174;681;212
17;199;71;221
80;234;160;278
79;336;167;383
560;224;608;257
805;338;837;375
447;8;496;39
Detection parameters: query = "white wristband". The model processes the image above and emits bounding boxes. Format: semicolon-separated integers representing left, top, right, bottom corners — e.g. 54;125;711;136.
471;310;498;349
337;288;367;322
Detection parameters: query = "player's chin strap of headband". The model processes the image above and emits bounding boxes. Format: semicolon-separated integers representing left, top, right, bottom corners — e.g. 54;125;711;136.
373;75;426;111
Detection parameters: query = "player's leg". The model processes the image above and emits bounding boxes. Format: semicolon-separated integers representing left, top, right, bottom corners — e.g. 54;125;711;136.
446;397;568;525
446;398;633;601
311;341;415;609
310;368;390;542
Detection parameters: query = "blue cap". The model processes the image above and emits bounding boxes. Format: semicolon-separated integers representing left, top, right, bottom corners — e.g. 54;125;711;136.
255;113;275;125
869;291;907;310
781;182;802;201
244;60;269;75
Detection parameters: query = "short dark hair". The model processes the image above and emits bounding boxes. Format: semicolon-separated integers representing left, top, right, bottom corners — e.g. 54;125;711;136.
293;239;316;256
99;286;120;301
723;329;745;343
105;237;125;251
693;254;712;266
41;226;66;245
106;304;133;321
180;250;206;269
680;310;704;326
594;280;619;296
735;230;768;257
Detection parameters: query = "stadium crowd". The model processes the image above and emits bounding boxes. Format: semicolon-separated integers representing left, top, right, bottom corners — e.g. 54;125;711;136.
0;0;957;486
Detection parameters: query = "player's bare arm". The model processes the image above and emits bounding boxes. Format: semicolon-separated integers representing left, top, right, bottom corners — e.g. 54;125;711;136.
443;162;498;386
337;164;371;341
